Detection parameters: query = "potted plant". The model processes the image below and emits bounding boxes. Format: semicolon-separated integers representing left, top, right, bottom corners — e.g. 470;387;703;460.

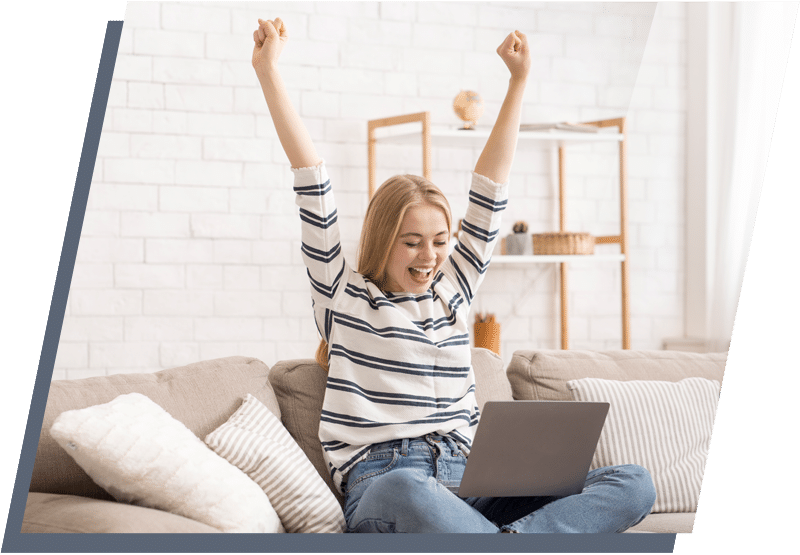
505;221;531;255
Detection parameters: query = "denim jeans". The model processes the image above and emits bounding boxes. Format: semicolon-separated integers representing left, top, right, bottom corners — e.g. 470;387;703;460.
342;434;656;533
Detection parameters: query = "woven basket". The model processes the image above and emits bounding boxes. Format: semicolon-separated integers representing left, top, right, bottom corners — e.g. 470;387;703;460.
531;232;594;255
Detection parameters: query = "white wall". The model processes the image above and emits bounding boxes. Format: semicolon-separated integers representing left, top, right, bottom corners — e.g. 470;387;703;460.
53;1;687;379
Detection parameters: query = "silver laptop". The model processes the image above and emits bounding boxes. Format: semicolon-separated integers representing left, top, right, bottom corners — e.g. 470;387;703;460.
449;400;609;498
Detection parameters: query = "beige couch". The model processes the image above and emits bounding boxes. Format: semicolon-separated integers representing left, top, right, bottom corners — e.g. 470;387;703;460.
22;348;724;534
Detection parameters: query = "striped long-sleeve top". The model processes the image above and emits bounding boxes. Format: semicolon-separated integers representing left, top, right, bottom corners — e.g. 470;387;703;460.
292;162;508;494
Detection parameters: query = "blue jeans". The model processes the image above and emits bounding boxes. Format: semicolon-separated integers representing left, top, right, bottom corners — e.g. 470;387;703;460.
342;434;656;533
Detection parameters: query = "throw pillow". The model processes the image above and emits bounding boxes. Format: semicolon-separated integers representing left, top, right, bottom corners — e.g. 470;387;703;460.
566;377;720;513
205;394;346;533
49;392;282;533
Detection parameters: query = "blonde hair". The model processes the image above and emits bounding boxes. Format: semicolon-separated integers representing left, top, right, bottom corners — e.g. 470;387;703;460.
315;174;451;370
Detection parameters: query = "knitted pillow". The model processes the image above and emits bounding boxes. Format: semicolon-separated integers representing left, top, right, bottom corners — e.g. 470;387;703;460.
49;393;282;533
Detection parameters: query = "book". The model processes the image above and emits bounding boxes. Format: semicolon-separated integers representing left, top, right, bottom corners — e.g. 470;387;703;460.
519;122;601;133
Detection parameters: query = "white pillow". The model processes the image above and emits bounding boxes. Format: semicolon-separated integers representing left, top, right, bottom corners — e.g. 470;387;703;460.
49;392;283;533
567;377;720;513
205;394;346;533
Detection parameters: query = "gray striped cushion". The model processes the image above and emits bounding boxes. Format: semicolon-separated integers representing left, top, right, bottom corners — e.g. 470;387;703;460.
204;394;345;533
566;377;719;513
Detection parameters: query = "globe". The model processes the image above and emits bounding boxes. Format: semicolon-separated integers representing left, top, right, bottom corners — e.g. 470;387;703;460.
453;90;484;130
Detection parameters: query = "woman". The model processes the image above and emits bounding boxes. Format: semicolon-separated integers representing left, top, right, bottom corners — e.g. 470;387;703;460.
253;17;655;533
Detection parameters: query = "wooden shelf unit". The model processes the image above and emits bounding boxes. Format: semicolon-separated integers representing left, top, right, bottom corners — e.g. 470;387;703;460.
367;112;630;350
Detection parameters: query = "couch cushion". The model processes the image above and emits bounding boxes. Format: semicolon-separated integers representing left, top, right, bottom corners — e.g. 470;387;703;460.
49;393;282;533
204;394;345;533
568;377;719;513
268;348;510;506
268;359;338;505
626;512;695;533
22;492;221;533
472;347;515;408
507;350;726;401
32;356;278;500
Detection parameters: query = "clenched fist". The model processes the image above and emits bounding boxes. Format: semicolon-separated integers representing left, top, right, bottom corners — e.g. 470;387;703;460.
252;18;288;77
497;30;531;82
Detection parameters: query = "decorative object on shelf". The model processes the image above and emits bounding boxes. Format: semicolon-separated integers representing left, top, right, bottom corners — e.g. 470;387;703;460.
532;232;595;255
505;220;532;255
453;90;484;130
473;312;500;355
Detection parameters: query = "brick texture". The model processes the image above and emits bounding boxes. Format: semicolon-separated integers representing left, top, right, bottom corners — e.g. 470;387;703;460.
57;2;685;376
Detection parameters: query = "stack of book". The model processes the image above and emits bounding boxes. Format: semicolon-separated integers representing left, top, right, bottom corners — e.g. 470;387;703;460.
519;122;600;133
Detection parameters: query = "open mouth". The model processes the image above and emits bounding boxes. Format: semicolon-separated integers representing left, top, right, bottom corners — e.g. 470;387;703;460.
408;267;434;282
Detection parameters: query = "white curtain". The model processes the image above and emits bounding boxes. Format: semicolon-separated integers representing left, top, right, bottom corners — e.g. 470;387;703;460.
707;2;798;353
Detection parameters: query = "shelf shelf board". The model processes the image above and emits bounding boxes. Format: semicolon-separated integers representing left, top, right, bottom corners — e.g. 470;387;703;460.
373;128;624;149
491;254;626;264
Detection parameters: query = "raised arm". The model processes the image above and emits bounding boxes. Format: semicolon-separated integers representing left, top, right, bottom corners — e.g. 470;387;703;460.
252;18;322;169
473;31;531;184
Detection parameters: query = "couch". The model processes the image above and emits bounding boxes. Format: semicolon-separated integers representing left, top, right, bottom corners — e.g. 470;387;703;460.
22;348;725;534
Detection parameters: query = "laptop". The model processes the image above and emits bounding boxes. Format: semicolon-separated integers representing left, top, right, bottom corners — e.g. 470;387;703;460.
447;400;609;498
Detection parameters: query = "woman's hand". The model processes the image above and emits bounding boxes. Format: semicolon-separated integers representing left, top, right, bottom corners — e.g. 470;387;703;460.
251;17;321;169
496;30;531;82
252;18;288;77
473;30;530;184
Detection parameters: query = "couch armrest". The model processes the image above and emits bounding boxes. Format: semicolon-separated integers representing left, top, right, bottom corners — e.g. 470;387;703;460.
22;492;221;533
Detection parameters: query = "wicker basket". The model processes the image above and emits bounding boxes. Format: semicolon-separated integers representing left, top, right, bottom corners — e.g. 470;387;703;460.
531;232;595;255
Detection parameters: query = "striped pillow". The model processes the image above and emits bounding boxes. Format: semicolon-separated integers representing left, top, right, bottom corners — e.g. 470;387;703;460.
204;394;345;533
566;377;720;513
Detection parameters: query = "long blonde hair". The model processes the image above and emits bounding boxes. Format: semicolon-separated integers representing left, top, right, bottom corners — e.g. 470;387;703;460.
314;174;452;370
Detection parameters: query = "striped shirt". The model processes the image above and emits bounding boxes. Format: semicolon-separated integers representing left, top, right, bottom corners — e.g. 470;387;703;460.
292;162;508;494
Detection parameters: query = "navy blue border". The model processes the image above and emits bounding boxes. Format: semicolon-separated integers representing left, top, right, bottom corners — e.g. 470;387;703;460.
2;19;676;554
6;532;675;553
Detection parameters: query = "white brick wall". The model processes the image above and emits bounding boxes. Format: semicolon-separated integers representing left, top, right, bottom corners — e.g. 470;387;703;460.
55;1;687;378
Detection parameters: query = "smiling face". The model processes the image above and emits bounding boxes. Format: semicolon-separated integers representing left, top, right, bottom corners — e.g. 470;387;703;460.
383;203;450;294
